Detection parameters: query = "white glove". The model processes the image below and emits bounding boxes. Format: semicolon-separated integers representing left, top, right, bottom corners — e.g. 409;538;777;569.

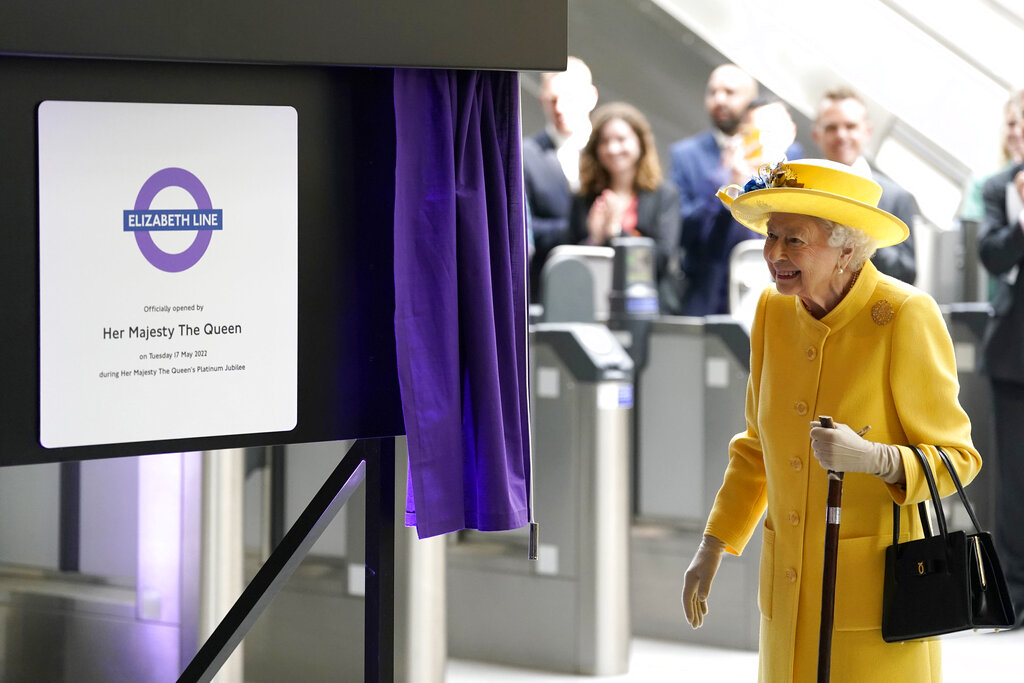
681;534;726;628
810;421;905;484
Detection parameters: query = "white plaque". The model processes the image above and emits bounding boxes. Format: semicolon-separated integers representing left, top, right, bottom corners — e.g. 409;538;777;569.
38;101;298;447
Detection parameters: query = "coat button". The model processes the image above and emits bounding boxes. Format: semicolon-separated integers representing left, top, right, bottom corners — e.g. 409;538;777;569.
788;510;800;526
785;568;798;582
806;346;817;360
790;458;803;471
795;401;808;416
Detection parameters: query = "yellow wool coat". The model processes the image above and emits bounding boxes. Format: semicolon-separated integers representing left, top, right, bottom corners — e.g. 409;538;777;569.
705;261;981;682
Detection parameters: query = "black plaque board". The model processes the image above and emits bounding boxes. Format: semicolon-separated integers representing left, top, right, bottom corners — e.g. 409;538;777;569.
1;56;406;465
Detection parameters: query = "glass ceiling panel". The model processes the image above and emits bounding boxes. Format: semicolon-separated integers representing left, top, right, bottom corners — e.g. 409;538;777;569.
886;0;1024;89
654;0;1010;174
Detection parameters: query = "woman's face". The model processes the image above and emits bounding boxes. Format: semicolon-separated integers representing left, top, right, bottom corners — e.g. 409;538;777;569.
596;117;642;177
763;213;845;302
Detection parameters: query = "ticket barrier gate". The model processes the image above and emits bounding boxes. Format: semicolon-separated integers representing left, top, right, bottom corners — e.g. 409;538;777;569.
447;323;634;675
540;245;614;323
628;315;761;650
942;302;997;532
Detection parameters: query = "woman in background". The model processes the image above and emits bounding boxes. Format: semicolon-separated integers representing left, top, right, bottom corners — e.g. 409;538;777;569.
568;102;681;307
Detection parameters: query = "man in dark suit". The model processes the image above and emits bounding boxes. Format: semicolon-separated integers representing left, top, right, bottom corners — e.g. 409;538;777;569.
671;72;803;316
812;87;918;284
523;57;598;302
669;64;759;258
979;159;1024;626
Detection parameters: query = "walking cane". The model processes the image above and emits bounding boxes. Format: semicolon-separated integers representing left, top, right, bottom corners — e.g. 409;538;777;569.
817;416;842;683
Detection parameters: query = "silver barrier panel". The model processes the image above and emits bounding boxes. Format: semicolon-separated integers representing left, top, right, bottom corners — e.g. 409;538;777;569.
942;302;996;532
729;239;770;332
636;317;748;524
447;323;633;675
540;245;614;323
631;315;760;650
636;318;705;522
918;220;962;305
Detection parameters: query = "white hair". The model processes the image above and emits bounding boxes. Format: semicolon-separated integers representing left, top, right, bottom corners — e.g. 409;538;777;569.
819;219;878;270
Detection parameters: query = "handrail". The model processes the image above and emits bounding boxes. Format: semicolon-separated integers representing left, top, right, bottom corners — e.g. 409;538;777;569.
177;437;395;683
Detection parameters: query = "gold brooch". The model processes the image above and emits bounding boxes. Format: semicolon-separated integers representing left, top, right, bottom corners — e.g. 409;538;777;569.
871;300;894;326
765;162;804;189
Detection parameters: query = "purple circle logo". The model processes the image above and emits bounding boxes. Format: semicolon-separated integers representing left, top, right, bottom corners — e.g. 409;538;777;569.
123;168;223;273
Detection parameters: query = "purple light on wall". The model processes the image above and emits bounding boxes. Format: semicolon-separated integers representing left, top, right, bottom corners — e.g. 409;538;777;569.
137;451;188;624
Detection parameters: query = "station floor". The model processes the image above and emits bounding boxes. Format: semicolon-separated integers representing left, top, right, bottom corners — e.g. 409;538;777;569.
446;629;1024;681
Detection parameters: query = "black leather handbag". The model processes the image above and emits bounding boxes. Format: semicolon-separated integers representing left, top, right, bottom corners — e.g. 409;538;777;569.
881;446;1015;642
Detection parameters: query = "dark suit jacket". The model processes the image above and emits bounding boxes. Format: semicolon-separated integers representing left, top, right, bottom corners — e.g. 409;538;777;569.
567;181;681;280
979;163;1024;382
670;130;726;225
523;131;572;301
873;168;918;284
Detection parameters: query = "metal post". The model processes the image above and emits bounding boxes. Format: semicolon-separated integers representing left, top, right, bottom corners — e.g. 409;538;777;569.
364;437;396;683
58;461;81;572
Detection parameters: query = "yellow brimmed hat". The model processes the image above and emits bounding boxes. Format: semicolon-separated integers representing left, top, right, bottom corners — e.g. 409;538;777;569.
716;158;909;247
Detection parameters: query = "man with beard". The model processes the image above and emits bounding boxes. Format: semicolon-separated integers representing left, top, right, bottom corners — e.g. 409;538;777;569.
670;64;759;233
675;93;800;316
669;66;801;315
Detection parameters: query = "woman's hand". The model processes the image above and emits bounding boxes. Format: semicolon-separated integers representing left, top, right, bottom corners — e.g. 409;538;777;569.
810;421;905;484
681;534;726;628
586;189;629;244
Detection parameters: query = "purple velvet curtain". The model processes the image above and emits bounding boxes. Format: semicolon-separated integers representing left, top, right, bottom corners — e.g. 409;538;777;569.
392;68;531;539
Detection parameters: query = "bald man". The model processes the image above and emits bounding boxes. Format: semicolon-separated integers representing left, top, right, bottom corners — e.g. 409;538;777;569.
669;65;801;315
670;65;758;230
678;95;800;316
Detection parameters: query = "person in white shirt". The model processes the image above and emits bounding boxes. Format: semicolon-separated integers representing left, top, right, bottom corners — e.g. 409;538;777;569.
523;57;599;301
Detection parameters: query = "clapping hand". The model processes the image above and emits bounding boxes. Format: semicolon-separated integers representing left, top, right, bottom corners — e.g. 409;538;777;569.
586;189;629;244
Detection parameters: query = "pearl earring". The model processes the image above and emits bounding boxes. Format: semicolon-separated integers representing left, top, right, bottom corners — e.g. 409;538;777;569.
838;267;844;274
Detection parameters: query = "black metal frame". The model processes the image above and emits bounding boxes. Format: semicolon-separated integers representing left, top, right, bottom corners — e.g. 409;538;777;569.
58;461;81;572
177;437;396;683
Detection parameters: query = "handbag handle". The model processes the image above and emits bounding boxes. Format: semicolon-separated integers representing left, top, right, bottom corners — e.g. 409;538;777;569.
892;446;947;545
934;446;985;536
892;446;982;545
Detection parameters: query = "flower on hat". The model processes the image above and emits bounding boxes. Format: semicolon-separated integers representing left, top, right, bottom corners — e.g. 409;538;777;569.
741;160;804;194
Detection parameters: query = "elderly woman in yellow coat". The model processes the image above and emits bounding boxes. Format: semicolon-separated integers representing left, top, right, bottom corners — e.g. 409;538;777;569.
680;159;981;682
